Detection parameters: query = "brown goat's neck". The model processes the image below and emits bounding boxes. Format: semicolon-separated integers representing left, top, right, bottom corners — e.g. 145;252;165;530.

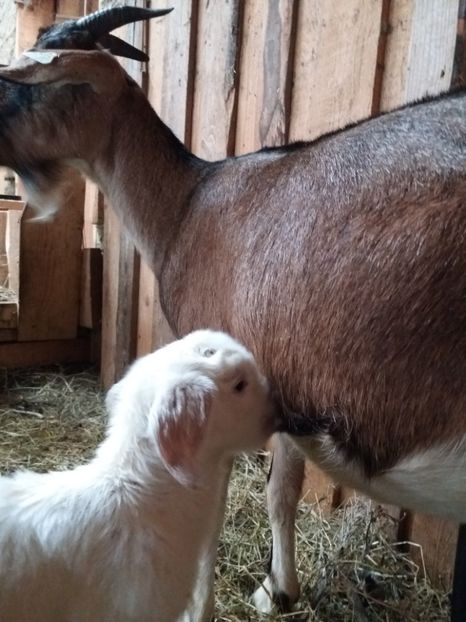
94;88;208;275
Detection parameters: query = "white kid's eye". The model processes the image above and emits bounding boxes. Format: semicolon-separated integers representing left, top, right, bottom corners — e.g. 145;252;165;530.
202;348;216;357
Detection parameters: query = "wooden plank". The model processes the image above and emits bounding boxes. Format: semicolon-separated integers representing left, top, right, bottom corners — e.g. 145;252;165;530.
114;233;140;380
190;0;241;158
289;0;383;141
83;182;104;249
235;0;294;154
5;207;22;295
0;329;17;343
0;212;7;286
84;0;99;14
101;205;120;389
55;0;84;20
381;0;459;111
0;199;24;211
0;336;91;368
301;460;339;511
136;261;156;356
18;173;84;341
136;265;174;356
79;248;103;330
410;515;458;589
0;303;18;329
148;0;193;141
0;2;16;66
16;0;55;55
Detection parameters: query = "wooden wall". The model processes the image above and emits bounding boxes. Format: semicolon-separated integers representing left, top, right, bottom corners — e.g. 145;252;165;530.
0;0;99;367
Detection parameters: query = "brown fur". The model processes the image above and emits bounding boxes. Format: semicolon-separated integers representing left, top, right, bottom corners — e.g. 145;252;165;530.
0;50;465;476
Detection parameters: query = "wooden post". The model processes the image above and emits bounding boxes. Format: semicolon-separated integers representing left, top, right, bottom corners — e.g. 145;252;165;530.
18;173;84;341
16;0;55;54
5;201;23;296
0;211;7;286
101;206;120;388
289;0;383;141
191;0;241;159
381;0;458;111
235;0;295;155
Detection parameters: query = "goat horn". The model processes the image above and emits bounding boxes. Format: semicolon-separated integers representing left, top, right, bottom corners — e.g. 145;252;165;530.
76;6;173;39
97;33;149;62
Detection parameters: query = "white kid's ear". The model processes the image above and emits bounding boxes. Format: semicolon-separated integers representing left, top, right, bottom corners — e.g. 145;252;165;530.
154;380;213;487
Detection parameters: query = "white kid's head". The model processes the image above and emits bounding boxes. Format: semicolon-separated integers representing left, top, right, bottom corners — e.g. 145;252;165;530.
105;330;276;486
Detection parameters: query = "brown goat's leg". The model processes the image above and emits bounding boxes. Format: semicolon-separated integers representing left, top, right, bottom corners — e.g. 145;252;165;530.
252;434;304;613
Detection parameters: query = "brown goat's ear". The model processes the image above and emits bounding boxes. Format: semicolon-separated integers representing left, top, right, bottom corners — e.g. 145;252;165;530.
153;381;213;488
0;50;124;96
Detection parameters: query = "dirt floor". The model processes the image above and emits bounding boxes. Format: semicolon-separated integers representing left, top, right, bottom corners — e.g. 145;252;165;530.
0;366;451;621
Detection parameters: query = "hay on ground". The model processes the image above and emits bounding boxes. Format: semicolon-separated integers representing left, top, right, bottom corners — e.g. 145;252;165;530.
0;366;450;621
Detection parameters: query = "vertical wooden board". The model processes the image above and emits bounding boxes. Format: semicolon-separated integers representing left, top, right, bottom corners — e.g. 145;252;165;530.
6;208;22;295
101;206;120;389
79;248;103;330
84;0;99;14
289;0;382;141
0;1;16;66
0;212;7;286
114;232;140;380
16;0;55;54
191;0;240;158
56;0;84;20
235;0;294;154
136;261;156;356
381;0;459;111
83;181;104;249
148;0;193;140
0;337;91;368
301;460;339;511
410;515;458;589
18;175;85;341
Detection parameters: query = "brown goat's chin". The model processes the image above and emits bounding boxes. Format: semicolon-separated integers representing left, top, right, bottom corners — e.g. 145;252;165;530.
20;162;78;222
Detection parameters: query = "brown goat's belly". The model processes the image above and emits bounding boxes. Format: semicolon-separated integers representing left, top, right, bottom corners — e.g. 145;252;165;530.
294;434;466;522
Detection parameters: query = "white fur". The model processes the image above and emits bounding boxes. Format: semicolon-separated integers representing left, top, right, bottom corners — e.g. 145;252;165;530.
295;434;466;522
0;330;274;622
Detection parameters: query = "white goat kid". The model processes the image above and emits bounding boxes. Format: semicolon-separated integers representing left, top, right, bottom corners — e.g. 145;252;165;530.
0;330;275;622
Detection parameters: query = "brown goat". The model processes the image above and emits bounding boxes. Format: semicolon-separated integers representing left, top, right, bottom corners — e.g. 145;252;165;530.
0;8;465;616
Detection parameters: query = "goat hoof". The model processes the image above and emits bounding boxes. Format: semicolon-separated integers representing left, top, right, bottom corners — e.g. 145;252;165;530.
252;576;298;614
252;577;275;614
